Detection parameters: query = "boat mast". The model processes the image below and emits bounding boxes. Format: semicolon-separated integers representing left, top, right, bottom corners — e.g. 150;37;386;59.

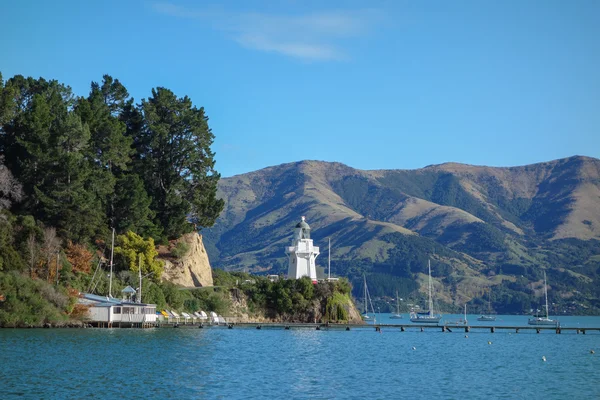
109;228;115;298
396;290;400;314
138;253;142;303
428;259;433;316
363;275;367;314
544;271;549;319
328;237;331;280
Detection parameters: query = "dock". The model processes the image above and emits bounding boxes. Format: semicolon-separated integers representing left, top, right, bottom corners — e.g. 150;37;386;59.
156;322;600;334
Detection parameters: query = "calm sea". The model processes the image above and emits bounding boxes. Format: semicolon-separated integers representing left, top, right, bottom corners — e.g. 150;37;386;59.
1;314;599;399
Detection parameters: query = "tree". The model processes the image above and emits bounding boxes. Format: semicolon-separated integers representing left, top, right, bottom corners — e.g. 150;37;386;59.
65;241;93;274
75;76;134;228
114;231;163;280
130;87;224;239
0;156;22;210
41;227;60;282
113;174;161;238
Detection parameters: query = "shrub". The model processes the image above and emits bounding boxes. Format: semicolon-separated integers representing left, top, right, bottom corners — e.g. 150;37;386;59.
171;242;190;259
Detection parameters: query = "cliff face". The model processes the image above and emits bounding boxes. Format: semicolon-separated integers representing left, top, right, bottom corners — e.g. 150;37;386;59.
161;232;213;287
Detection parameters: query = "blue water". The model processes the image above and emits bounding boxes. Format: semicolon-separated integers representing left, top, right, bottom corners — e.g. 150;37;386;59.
1;315;599;399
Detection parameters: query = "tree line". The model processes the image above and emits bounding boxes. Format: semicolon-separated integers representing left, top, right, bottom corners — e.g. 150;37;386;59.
0;72;224;326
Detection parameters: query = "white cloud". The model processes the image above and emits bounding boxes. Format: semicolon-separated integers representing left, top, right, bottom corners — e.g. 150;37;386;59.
152;2;380;61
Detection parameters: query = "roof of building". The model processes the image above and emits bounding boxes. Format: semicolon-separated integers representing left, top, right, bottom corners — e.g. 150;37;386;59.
78;293;156;307
122;286;137;294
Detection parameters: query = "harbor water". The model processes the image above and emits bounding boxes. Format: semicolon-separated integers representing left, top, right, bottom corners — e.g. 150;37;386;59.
2;315;599;399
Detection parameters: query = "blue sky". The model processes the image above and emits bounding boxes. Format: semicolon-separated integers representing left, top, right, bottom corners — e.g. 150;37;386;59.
2;0;599;177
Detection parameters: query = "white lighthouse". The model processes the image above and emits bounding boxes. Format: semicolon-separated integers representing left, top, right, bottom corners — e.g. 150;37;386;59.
286;216;320;282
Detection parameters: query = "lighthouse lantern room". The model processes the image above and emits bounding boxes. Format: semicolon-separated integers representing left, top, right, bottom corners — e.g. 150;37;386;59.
286;216;320;282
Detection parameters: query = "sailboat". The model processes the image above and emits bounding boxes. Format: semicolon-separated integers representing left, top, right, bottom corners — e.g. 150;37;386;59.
528;271;557;326
390;290;402;319
361;275;375;321
410;260;442;323
477;288;496;322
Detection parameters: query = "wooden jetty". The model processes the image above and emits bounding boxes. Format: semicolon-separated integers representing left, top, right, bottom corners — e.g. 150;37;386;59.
156;321;600;334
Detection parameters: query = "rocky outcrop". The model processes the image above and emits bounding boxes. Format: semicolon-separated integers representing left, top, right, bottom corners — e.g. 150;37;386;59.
226;287;364;324
161;232;213;287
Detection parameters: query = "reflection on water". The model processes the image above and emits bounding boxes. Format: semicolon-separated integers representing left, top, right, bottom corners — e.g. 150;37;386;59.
1;317;599;399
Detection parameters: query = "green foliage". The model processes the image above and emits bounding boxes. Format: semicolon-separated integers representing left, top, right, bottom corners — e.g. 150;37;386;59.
113;174;161;238
439;222;507;253
0;271;69;327
131;87;224;239
114;231;164;279
330;176;406;221
1;72;224;246
171;241;190;259
143;282;167;310
324;292;350;322
210;270;356;321
0;214;26;272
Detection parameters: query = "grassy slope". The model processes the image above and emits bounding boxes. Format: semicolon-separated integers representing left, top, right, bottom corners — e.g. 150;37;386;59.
203;156;600;314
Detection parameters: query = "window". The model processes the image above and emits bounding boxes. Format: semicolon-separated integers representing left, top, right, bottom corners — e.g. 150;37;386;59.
113;307;121;314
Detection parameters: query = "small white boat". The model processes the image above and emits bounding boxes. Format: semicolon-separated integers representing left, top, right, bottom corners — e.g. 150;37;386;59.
477;288;496;322
390;290;402;319
528;271;558;326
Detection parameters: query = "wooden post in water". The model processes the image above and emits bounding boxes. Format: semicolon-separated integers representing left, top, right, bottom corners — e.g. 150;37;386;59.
465;326;470;333
420;327;424;332
490;327;495;333
400;326;405;332
442;326;446;332
516;328;519;333
556;327;561;334
536;328;540;334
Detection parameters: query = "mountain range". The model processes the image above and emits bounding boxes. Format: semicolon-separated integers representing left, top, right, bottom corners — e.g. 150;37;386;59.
202;155;600;314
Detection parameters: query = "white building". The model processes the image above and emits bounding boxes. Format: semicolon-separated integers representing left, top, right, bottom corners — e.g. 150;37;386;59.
286;216;319;282
78;290;157;328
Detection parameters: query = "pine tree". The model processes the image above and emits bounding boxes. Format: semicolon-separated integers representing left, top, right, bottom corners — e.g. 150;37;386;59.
131;87;223;239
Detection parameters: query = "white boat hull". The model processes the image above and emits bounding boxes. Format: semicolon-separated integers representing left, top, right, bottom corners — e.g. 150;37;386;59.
477;315;496;322
390;314;403;319
410;315;441;323
528;318;557;326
